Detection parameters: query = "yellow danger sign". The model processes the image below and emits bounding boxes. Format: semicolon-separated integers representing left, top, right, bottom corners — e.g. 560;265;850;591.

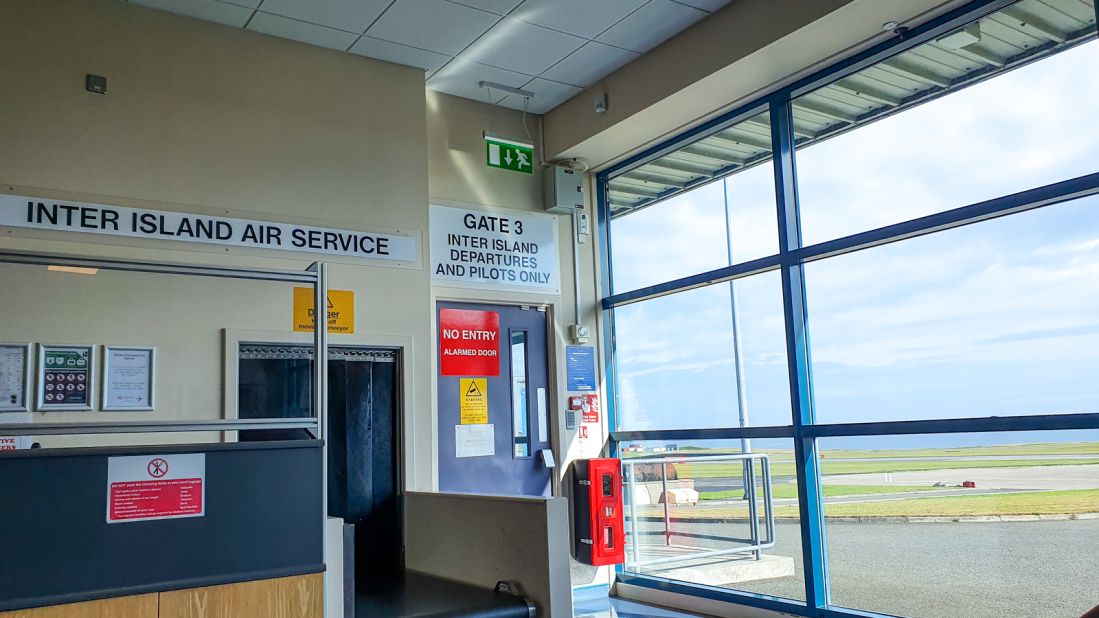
293;287;355;334
460;378;488;425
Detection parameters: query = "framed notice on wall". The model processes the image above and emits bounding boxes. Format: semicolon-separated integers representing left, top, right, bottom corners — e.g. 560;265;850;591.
36;344;95;411
0;343;31;412
103;346;156;411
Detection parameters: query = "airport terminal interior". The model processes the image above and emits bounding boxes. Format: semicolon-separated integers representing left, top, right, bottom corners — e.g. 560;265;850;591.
1;0;1098;617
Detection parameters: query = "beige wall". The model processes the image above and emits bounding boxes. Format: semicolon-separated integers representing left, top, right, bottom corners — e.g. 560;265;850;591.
0;0;609;492
543;0;959;168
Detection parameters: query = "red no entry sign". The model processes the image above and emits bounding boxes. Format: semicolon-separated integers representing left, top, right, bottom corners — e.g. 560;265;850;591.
439;309;500;376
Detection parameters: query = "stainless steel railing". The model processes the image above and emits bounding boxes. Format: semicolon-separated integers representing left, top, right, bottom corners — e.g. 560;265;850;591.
621;453;775;570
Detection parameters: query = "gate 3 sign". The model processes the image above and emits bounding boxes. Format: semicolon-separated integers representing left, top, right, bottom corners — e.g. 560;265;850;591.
430;205;560;294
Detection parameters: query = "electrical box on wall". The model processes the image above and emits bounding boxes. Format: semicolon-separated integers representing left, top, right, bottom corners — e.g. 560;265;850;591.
544;166;584;214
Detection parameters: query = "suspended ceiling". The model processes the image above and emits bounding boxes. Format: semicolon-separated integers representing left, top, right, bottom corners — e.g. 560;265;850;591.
127;0;732;114
607;0;1098;216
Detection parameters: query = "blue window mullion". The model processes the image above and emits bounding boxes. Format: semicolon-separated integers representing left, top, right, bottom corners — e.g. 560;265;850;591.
771;97;830;612
596;175;621;445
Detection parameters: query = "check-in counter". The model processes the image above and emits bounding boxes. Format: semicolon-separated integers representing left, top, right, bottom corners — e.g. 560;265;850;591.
0;441;324;618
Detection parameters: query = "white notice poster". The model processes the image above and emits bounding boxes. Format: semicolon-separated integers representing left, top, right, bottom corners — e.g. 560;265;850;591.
537;387;548;443
430;204;560;294
107;453;205;523
103;347;155;411
0;344;30;411
455;423;495;458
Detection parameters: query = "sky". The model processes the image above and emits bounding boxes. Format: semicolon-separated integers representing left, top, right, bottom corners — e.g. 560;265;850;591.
607;35;1099;447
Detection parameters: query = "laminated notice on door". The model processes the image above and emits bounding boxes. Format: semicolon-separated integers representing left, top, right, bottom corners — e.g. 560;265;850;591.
107;453;205;523
459;378;488;424
455;424;494;458
537;388;548;443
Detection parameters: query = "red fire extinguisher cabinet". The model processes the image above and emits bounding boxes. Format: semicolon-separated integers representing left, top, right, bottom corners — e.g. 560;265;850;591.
572;458;626;566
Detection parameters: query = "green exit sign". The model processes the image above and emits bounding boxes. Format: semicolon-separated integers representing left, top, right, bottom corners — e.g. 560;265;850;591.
485;137;534;174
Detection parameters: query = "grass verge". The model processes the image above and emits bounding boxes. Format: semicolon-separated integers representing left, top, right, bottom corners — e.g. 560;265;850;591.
700;484;944;501
639;489;1099;519
673;458;1099;479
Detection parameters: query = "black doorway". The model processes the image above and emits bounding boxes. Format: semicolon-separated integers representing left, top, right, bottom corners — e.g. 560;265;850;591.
238;344;402;578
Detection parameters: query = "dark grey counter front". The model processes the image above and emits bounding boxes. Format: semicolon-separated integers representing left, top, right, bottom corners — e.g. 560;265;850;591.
0;440;324;611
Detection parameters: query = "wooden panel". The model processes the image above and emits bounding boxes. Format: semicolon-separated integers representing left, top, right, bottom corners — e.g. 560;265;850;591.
159;574;323;618
1;594;157;618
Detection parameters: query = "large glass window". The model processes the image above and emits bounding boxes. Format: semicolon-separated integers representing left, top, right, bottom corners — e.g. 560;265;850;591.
609;112;778;294
821;430;1099;618
795;0;1099;245
613;272;790;431
621;439;806;603
805;195;1099;423
601;1;1099;617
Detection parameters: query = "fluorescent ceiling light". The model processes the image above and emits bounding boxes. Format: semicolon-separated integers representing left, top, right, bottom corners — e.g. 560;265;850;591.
478;81;535;99
48;266;98;275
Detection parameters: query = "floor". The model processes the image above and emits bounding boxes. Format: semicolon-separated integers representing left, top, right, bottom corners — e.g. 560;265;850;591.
574;587;707;618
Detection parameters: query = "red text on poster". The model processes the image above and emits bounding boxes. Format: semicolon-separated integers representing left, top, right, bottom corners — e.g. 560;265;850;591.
106;453;205;523
439;309;500;376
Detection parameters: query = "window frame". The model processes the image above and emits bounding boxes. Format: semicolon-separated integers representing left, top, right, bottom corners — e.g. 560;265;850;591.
596;0;1099;615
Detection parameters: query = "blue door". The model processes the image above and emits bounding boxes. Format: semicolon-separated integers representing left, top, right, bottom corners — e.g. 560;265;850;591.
437;301;553;497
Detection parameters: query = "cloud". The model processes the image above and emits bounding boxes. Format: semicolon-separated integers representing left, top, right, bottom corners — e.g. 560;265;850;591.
607;39;1099;428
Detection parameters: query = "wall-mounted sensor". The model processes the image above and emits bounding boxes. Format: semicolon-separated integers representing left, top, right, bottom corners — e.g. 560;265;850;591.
85;74;107;94
594;93;607;114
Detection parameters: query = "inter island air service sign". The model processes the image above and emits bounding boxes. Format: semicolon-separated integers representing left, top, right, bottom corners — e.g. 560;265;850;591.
0;194;419;265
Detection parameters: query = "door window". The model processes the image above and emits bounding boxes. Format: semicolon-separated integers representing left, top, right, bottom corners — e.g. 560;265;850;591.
510;330;530;458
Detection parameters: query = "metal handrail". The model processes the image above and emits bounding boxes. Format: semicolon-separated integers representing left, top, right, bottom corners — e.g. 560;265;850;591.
622;452;775;570
0;418;319;437
0;249;318;283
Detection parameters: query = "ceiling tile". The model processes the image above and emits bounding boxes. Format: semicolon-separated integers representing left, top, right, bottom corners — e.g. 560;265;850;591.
541;41;639;87
510;0;646;39
214;0;261;9
497;78;581;114
349;36;452;73
448;0;524;15
463;18;585;76
130;0;253;27
596;0;707;54
671;0;731;11
247;12;359;50
368;0;499;56
427;59;531;102
257;0;392;33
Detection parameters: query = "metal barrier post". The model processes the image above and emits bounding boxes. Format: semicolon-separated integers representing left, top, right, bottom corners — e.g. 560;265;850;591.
661;462;671;546
309;262;329;618
626;461;641;569
745;458;761;560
